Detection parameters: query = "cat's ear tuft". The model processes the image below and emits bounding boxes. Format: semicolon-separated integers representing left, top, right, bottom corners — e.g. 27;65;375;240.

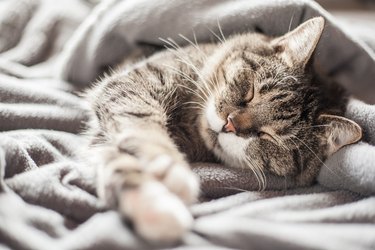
272;17;325;68
318;114;362;155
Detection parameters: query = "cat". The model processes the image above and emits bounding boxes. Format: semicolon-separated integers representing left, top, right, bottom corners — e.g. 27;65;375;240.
85;17;362;243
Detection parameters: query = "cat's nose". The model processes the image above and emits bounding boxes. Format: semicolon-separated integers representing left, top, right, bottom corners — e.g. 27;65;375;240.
222;116;237;133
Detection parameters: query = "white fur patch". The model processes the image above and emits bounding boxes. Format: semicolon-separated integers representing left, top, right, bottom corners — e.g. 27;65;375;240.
217;133;253;166
205;97;225;132
120;181;193;243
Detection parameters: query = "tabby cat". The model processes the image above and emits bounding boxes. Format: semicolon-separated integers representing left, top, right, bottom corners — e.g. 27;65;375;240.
85;17;362;242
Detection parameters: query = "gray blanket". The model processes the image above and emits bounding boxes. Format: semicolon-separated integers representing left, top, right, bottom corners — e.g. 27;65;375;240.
1;0;375;249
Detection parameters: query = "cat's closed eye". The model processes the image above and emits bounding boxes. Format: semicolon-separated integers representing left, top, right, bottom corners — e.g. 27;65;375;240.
257;131;275;141
244;82;254;103
237;83;254;107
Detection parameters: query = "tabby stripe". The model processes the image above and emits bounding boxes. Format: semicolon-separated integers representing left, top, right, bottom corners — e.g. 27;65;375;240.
242;53;259;71
262;83;283;94
259;83;273;94
134;93;154;106
292;149;302;171
299;108;311;122
269;92;290;102
124;111;153;118
120;89;137;97
132;68;143;78
146;63;165;85
221;68;228;83
274;112;298;121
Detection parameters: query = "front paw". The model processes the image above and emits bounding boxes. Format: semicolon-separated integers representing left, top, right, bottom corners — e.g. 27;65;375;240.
146;155;200;204
119;180;193;243
95;151;197;243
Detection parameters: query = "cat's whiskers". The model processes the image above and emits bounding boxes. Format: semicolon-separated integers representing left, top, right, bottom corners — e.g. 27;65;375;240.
162;63;209;102
289;134;340;179
176;83;207;103
160;82;178;111
175;57;214;97
217;19;227;43
244;154;267;191
222;186;249;193
210;68;222;98
182;101;206;110
178;34;208;60
276;75;298;86
206;26;225;44
287;136;305;174
161;38;210;91
193;32;198;47
239;156;261;189
160;38;216;101
224;137;265;190
272;133;290;151
288;12;296;32
159;65;210;112
160;36;223;105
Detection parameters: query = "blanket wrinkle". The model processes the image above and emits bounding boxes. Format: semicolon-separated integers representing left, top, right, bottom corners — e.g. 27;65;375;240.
0;0;375;249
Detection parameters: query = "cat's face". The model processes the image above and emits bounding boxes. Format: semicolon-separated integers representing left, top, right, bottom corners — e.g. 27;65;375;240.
199;17;362;186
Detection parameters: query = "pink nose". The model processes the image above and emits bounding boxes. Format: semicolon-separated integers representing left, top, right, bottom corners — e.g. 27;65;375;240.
223;117;236;133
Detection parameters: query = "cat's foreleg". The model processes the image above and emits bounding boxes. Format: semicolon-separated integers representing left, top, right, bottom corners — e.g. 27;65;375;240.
89;99;199;242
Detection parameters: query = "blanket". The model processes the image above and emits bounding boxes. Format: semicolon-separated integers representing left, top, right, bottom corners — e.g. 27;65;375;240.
1;0;375;249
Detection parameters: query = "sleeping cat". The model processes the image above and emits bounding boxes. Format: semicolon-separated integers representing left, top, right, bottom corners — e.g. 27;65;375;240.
85;17;362;242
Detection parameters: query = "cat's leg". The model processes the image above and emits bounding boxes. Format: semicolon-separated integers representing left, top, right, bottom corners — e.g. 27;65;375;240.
87;83;199;242
93;127;199;242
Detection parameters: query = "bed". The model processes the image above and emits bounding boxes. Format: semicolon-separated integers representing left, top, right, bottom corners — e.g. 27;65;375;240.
0;0;375;249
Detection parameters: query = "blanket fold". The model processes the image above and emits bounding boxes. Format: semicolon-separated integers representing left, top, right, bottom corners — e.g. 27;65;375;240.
0;0;375;249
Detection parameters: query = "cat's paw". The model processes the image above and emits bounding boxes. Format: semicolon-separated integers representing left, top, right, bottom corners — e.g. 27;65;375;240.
95;152;196;243
146;155;200;204
119;180;193;243
96;153;144;208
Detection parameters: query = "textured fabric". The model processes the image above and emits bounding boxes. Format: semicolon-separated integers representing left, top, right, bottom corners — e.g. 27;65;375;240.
0;0;375;249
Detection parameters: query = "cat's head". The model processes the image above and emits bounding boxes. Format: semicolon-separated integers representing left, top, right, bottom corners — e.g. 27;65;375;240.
198;17;362;186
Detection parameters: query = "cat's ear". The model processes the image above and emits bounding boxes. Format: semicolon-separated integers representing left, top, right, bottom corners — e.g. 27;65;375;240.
271;17;325;68
317;114;362;155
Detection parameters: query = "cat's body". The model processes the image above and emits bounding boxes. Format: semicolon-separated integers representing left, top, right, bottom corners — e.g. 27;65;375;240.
85;17;362;242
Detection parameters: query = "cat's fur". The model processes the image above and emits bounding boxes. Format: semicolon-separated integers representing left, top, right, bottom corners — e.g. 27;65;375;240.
85;17;362;242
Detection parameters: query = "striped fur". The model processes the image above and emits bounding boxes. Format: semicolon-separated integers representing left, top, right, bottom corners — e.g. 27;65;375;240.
84;17;361;242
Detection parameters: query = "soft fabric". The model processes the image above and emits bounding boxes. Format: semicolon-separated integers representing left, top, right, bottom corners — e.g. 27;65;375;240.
0;0;375;249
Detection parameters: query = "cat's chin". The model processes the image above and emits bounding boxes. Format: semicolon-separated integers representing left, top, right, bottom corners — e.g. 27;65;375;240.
213;132;254;169
199;112;251;169
199;117;251;169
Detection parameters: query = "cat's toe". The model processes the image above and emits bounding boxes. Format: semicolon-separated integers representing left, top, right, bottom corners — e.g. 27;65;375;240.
163;163;200;204
120;181;193;243
148;155;200;204
96;153;143;207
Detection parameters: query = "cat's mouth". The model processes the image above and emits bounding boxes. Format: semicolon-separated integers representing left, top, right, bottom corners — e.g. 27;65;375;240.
203;99;253;165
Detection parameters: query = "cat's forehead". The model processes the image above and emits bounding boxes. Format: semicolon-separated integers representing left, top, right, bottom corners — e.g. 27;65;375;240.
223;54;290;84
221;40;286;76
228;33;275;55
